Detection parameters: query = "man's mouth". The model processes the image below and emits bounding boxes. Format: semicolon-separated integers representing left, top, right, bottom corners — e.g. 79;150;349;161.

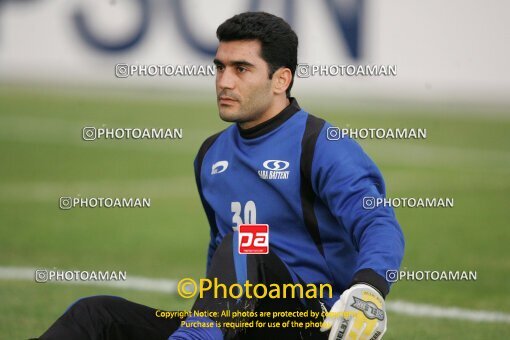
218;95;238;105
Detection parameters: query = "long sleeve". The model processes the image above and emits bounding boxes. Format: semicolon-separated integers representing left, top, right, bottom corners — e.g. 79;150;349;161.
193;156;219;274
312;123;405;296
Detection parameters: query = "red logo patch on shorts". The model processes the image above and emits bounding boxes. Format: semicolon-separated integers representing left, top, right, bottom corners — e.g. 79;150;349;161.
238;224;269;254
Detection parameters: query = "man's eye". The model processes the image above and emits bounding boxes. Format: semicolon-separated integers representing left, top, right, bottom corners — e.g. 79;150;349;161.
237;66;247;73
215;65;225;71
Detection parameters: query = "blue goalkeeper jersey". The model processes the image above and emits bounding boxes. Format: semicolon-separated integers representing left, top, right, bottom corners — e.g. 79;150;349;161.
194;98;404;308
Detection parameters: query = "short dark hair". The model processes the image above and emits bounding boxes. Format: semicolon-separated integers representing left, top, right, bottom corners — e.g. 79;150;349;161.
216;12;298;97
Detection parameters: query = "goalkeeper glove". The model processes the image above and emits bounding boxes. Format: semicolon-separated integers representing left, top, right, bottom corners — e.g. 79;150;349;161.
320;284;387;340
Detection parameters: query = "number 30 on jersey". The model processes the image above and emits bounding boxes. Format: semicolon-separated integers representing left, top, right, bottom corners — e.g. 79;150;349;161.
231;201;269;254
231;200;256;227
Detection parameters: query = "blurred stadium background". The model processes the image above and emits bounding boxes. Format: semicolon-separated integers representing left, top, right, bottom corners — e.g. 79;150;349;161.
0;1;509;339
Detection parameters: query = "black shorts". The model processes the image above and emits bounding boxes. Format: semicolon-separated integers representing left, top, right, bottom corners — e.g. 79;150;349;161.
38;233;327;340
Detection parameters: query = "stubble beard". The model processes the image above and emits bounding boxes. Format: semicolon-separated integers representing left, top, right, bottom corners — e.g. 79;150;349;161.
217;84;272;126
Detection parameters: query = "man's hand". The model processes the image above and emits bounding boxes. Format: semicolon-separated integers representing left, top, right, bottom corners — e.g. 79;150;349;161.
320;284;387;340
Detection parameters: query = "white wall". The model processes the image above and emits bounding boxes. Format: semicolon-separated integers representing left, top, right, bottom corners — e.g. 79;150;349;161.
0;0;508;104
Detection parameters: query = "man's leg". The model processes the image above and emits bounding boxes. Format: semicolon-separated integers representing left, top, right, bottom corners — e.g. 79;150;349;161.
39;232;327;340
183;232;327;340
39;295;183;340
240;243;327;339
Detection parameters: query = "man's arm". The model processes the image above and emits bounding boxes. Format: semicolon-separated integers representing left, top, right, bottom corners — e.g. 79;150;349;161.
312;124;405;292
193;131;224;273
193;153;219;275
312;123;404;339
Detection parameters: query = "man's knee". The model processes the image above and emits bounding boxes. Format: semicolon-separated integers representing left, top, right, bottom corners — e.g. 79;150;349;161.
39;296;125;340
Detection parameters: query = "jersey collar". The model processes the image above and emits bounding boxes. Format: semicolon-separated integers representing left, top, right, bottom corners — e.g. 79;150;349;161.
237;97;301;139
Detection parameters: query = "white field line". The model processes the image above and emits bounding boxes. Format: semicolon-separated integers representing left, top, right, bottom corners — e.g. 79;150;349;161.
387;300;510;324
0;177;196;202
1;266;509;324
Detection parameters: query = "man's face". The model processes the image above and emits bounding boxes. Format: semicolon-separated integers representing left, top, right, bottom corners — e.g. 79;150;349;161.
214;40;273;126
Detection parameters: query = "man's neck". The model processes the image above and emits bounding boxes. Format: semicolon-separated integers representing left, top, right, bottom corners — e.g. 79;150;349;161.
239;96;290;130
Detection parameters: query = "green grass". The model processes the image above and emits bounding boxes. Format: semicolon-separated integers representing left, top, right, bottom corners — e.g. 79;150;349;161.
1;87;509;338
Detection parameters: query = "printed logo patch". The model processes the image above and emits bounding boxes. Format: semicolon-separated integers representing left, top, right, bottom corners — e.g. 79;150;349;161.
211;161;228;174
351;297;385;321
258;160;290;180
238;224;269;254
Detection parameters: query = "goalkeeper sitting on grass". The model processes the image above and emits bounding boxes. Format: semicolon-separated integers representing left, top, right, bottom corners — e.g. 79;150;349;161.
38;11;404;340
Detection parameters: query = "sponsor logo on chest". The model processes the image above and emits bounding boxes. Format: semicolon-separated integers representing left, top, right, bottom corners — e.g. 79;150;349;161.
258;160;290;180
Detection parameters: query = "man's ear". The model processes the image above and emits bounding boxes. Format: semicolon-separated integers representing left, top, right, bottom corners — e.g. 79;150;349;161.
272;67;292;95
